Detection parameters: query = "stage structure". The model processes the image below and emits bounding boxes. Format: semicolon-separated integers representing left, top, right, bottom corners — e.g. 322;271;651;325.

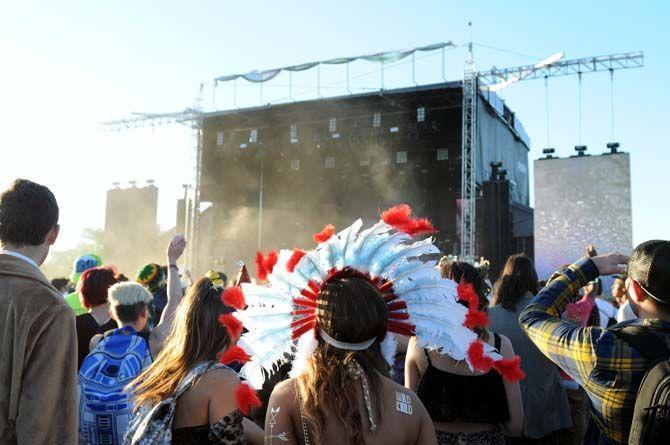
103;40;643;274
196;82;532;275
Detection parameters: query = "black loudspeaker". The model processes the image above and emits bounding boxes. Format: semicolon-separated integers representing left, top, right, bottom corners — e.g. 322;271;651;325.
481;177;512;279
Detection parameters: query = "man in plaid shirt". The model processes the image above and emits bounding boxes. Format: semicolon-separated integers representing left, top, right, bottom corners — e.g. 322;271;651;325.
520;241;670;445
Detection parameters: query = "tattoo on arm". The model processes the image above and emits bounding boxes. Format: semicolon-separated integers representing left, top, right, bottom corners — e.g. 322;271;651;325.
267;406;290;444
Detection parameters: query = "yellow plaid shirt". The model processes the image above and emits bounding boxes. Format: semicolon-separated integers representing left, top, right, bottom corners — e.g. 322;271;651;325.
520;258;670;445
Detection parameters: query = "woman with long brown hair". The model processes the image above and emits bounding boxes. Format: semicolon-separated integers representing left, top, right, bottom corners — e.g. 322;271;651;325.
264;274;436;444
124;278;263;445
489;254;571;444
405;260;524;445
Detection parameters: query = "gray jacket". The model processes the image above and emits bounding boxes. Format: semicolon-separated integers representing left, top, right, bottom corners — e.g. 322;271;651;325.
489;295;572;438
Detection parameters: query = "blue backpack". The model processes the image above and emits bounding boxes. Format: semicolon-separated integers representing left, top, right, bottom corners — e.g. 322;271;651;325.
78;326;153;445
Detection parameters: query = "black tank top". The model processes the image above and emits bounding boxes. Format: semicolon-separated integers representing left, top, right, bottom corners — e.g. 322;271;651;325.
416;333;510;423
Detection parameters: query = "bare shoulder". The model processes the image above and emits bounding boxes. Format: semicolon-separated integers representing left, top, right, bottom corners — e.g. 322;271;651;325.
381;375;424;411
270;377;298;401
200;366;240;393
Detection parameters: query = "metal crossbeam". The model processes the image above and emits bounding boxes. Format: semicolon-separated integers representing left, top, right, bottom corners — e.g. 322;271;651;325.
101;108;201;131
478;51;643;85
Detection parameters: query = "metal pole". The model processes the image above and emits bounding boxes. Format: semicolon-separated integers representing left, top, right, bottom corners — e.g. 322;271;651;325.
578;72;583;144
610;69;615;141
544;76;550;146
257;157;264;250
381;62;384;90
289;70;293;101
441;46;446;81
412;52;417;85
346;62;351;94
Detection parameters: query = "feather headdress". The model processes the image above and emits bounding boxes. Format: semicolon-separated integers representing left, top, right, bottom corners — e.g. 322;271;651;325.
231;204;524;388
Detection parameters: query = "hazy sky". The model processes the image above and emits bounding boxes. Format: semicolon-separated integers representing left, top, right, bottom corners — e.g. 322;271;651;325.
0;0;667;254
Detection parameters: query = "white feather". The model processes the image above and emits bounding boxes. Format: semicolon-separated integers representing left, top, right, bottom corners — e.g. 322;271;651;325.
380;334;398;370
289;331;319;379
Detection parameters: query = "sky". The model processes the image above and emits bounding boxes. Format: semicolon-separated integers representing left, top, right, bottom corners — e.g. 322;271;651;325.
0;0;667;255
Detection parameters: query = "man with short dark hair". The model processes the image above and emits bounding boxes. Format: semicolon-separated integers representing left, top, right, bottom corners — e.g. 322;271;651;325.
520;241;670;445
0;179;78;444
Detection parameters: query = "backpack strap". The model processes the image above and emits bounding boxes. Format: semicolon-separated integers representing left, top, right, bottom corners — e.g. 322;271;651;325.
609;325;670;363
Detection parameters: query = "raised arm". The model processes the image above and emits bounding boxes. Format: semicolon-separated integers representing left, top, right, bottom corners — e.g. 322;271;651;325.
151;235;186;344
519;254;628;386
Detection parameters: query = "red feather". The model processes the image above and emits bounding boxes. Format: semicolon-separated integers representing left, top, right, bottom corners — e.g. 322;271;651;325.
287;248;306;272
220;345;251;365
313;224;335;243
464;310;489;329
381;204;436;236
255;251;268;281
235;383;262;416
457;281;479;308
403;218;437;236
467;341;494;373
255;250;278;281
493;356;526;382
219;314;243;340
381;204;412;226
221;287;246;310
265;250;278;275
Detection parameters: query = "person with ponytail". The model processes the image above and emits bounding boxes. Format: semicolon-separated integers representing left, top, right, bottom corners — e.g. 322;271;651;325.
405;260;524;445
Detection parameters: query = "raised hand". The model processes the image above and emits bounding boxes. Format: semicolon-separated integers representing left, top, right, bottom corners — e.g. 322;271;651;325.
590;253;629;276
167;234;187;264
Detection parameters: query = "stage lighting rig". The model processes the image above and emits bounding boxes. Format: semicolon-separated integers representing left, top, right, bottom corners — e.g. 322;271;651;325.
574;145;588;157
607;142;620;154
542;148;555;159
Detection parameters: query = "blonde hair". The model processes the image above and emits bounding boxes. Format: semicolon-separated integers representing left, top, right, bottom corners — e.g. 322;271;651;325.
108;282;152;307
131;278;232;408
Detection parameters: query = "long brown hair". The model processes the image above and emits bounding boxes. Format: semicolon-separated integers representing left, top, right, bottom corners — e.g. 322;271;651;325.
492;254;539;311
131;278;232;408
297;276;390;444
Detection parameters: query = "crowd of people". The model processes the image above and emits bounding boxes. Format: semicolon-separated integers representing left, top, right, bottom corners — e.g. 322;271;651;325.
0;177;668;445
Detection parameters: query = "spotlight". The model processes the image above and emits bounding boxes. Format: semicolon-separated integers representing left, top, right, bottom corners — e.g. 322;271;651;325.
216;131;224;146
542;148;556;159
436;148;448;161
606;142;620;154
329;118;337;133
498;169;508;180
489;162;502;180
574;145;588;157
249;129;258;144
396;151;407;164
